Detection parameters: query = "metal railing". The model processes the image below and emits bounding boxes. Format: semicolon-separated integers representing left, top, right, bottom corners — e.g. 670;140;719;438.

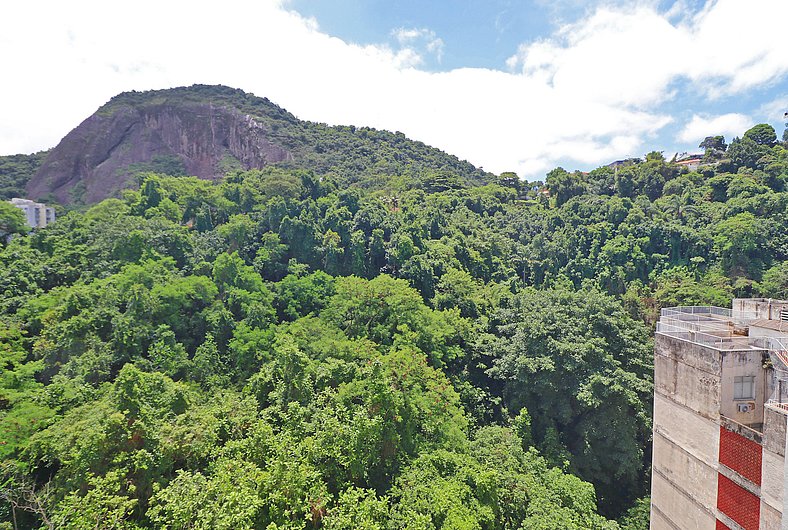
658;306;788;351
661;306;733;318
759;336;788;354
656;322;756;350
658;316;733;333
765;400;788;415
660;306;760;322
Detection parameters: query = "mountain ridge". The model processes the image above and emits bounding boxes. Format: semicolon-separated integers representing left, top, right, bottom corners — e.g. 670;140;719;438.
23;84;491;204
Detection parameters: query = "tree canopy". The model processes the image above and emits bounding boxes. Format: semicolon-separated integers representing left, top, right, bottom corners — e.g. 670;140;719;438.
2;121;787;529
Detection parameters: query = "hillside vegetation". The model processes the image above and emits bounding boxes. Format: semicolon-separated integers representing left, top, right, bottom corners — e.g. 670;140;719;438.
1;118;787;529
0;152;48;201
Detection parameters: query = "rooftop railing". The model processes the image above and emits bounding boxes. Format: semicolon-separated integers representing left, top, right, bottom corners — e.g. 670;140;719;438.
765;400;788;415
660;306;760;322
656;322;756;350
661;306;733;318
761;336;788;354
657;306;788;351
658;316;733;333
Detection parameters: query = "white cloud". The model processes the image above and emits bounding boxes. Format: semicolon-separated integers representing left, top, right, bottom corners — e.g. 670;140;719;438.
0;0;786;179
677;113;754;143
506;0;788;105
391;27;444;64
757;95;788;123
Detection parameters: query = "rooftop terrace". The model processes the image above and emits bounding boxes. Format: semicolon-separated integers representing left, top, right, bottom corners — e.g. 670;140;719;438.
656;306;788;353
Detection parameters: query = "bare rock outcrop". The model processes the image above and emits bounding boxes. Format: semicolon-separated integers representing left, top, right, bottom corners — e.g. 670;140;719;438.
27;97;291;204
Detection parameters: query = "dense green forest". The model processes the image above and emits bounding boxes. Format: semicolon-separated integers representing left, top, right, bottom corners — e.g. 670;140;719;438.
1;121;787;529
0;152;48;201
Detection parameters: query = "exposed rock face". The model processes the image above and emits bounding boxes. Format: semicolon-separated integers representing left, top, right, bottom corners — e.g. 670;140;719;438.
27;99;292;204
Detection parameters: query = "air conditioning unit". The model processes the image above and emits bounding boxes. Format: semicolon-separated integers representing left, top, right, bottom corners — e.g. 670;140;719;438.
737;402;755;413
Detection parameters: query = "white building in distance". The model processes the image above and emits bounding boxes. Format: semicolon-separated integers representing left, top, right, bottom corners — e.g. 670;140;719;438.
10;198;56;228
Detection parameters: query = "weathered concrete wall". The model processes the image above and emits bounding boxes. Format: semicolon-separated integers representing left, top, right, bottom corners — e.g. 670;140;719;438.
720;350;767;425
764;407;787;457
651;470;716;530
654;334;722;419
652;335;723;528
763;448;785;514
762;499;782;530
654;392;721;465
762;400;788;530
652;393;720;528
653;430;719;509
650;503;680;530
652;313;788;530
733;298;788;320
784;415;788;530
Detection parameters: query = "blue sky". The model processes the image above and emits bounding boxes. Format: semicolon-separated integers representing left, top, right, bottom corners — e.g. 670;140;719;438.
1;0;787;179
288;0;553;71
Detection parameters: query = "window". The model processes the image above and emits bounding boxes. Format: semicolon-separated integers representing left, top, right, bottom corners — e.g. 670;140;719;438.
734;376;755;400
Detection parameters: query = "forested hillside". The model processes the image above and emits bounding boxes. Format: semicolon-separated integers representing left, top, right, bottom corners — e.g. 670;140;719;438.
24;85;491;204
0;152;48;201
1;119;787;529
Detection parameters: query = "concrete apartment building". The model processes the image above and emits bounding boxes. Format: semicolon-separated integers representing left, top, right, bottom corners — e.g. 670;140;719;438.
650;298;788;530
9;197;56;228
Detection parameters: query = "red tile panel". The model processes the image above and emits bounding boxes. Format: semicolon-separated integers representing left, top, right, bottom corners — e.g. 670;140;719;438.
717;473;760;530
716;520;731;530
719;426;762;485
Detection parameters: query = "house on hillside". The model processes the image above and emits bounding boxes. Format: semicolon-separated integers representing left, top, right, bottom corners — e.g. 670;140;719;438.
607;157;641;169
674;153;704;172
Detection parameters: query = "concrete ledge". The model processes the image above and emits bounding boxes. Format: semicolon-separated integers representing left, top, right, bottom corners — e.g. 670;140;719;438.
652;466;717;520
717;511;746;530
718;463;761;497
649;503;682;530
721;415;763;443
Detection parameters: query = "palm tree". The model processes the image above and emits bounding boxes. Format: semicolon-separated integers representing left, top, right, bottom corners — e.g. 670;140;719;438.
661;190;698;222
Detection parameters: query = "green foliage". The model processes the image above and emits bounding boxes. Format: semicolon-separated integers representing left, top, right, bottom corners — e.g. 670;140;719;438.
322;487;388;530
743;123;777;146
147;461;266;529
0;203;27;244
618;497;650;530
2;117;787;528
759;262;788;298
699;135;727;159
491;287;652;509
713;212;765;275
124;155;187;181
653;267;732;308
546;167;585;206
0;151;48;200
389;428;619;530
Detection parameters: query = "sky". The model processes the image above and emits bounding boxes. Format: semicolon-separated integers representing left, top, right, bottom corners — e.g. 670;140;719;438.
1;0;787;180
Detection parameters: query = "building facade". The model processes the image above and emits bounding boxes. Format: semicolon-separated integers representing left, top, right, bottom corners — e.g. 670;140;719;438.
650;298;788;530
9;197;56;228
